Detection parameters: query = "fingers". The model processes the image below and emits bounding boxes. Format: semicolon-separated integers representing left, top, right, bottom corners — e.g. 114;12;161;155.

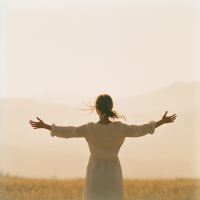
170;115;177;121
162;112;177;123
29;120;38;128
29;121;36;125
171;115;176;119
29;124;37;128
169;115;177;122
37;117;42;122
30;117;42;122
164;111;168;116
31;125;38;129
163;112;177;121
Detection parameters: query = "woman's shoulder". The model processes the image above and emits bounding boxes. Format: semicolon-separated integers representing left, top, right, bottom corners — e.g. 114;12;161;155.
85;121;122;126
90;121;123;128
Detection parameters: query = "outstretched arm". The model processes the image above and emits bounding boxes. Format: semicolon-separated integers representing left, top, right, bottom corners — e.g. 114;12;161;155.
29;117;51;130
29;117;86;138
155;111;177;128
123;111;177;138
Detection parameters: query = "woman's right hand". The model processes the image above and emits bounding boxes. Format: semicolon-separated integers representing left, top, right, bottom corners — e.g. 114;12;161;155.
29;117;45;129
162;111;177;124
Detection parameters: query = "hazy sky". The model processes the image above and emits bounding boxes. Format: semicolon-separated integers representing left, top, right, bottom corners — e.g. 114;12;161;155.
0;0;199;99
0;1;199;179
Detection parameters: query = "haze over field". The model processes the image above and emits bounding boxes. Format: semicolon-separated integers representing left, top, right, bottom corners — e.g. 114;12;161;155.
0;0;199;179
0;81;199;179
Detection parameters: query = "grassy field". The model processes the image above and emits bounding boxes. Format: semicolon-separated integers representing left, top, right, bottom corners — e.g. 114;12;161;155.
0;177;200;200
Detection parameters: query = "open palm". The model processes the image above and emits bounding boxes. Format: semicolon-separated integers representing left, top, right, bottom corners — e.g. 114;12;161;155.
162;111;177;124
29;117;45;129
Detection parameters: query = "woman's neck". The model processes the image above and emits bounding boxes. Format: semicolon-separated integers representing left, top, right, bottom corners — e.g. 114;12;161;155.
98;117;111;125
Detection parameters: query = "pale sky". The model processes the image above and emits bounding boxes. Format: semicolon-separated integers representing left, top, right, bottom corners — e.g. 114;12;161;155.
0;0;199;99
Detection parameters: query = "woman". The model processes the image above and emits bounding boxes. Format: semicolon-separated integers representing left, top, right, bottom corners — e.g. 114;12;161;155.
29;94;176;200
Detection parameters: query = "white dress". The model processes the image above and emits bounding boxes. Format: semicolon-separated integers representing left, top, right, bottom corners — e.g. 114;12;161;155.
50;120;156;200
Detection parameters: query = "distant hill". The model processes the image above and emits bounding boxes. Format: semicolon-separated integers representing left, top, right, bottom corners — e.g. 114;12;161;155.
29;92;84;106
0;81;199;179
23;81;200;113
115;81;200;114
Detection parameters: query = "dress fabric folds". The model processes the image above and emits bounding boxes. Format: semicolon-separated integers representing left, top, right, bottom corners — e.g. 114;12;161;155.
50;120;156;200
82;154;123;200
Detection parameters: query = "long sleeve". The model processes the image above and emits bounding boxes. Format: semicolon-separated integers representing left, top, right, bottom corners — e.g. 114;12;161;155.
122;121;156;137
50;123;86;138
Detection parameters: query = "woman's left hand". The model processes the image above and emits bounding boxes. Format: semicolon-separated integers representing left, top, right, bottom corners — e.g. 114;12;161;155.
162;111;177;124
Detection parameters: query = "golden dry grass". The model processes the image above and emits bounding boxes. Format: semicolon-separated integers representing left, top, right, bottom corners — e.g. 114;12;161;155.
0;177;199;200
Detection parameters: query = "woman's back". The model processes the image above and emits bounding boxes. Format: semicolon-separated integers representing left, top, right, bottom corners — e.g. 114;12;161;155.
85;121;125;161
